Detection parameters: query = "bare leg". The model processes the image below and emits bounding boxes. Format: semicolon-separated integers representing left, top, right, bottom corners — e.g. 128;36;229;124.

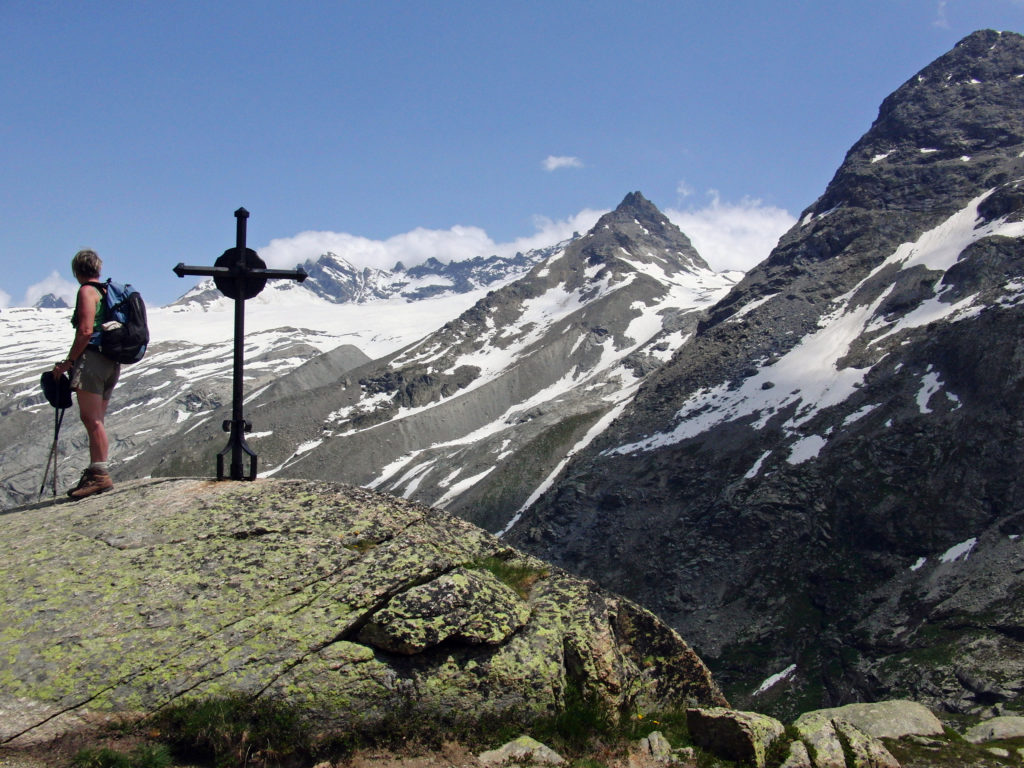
76;390;109;464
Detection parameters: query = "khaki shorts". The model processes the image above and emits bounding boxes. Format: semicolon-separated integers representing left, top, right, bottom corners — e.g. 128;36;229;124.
70;349;121;400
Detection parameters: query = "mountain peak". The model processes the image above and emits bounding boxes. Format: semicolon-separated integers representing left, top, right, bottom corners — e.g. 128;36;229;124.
805;29;1024;219
34;293;69;309
605;190;668;227
617;190;659;214
582;191;710;274
507;32;1024;719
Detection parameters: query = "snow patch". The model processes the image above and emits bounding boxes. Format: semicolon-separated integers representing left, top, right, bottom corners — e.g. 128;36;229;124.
940;537;977;563
754;664;797;695
434;466;496;508
787;434;827;465
745;451;771;479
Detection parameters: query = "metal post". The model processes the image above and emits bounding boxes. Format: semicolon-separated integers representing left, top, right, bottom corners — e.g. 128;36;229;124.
229;208;250;480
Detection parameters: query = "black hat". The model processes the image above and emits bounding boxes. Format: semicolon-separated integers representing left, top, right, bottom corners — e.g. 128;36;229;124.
41;370;73;409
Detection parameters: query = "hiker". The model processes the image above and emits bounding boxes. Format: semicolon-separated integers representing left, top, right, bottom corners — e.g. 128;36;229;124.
52;249;119;498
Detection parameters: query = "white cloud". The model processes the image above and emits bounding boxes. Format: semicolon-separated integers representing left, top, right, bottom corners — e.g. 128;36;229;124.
14;197;794;306
933;0;950;29
543;155;584;171
0;287;10;309
249;193;792;283
666;191;796;273
258;210;605;273
23;271;79;307
260;226;492;271
498;209;604;255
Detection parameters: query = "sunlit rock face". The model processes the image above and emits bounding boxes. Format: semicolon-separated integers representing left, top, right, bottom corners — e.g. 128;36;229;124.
0;477;725;745
506;30;1024;718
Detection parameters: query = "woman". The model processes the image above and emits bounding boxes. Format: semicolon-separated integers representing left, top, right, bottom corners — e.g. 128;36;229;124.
53;249;120;498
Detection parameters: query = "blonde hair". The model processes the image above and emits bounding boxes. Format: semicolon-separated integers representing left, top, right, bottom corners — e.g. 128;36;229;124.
72;249;102;280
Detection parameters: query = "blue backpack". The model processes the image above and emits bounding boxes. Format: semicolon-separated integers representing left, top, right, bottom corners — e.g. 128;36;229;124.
88;279;150;364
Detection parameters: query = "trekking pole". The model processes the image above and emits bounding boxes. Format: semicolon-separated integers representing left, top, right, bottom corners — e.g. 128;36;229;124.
38;370;72;499
39;405;66;498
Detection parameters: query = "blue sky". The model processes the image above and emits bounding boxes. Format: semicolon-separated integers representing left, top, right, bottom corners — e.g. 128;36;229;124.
3;0;1024;308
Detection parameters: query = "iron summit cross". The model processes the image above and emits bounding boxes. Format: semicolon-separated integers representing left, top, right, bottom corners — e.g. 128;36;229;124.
174;207;308;480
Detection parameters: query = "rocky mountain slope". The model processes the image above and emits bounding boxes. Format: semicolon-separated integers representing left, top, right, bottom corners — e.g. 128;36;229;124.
0;242;555;509
505;29;1024;719
0;478;724;747
0;306;363;509
137;193;737;531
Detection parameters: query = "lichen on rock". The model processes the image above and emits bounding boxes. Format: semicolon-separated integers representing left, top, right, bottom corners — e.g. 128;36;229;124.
0;478;725;745
358;567;531;654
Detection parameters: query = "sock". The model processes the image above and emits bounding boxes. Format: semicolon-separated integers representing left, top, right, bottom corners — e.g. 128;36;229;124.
89;462;109;474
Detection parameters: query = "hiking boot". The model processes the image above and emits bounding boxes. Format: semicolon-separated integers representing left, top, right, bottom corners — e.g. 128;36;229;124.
67;468;114;499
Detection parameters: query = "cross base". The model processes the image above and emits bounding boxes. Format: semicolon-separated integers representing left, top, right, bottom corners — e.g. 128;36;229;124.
218;418;257;481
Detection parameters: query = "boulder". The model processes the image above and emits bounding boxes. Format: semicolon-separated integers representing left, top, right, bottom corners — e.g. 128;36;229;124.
778;740;813;768
0;478;726;746
832;719;900;768
478;735;564;766
792;712;900;768
791;714;847;768
635;730;674;762
625;730;690;768
804;700;943;740
685;707;784;768
964;715;1024;743
356;566;532;653
625;731;698;768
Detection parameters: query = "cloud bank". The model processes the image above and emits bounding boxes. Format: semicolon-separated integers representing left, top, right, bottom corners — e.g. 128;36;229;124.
259;208;606;273
12;197;794;307
667;192;796;272
259;194;792;278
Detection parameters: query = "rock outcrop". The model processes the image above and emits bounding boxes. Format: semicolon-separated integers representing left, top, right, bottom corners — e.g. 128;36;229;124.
963;714;1024;743
806;700;943;741
685;707;785;767
686;706;903;768
0;478;724;747
506;29;1024;716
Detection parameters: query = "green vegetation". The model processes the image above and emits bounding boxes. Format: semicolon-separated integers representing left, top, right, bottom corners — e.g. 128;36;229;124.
152;695;313;768
72;744;172;768
55;690;749;768
464;555;549;599
884;728;1024;768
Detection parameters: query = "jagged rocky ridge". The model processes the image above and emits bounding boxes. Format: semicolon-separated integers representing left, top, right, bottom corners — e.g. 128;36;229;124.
173;243;566;308
33;294;68;309
505;30;1024;719
139;193;736;532
0;478;725;746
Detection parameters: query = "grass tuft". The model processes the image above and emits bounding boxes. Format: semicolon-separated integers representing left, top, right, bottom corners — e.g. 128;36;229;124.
465;555;549;599
152;694;312;768
72;744;172;768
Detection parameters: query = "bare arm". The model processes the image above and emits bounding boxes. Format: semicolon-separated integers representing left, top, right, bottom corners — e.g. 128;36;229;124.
54;284;100;377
